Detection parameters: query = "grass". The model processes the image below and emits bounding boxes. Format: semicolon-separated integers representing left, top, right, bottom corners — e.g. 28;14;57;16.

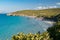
8;8;60;17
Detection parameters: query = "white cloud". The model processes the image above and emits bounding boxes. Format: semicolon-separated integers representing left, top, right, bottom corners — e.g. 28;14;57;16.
48;6;57;8
36;6;57;10
56;2;60;5
37;6;48;9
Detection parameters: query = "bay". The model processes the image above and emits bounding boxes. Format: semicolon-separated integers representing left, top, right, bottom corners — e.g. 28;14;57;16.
0;14;52;40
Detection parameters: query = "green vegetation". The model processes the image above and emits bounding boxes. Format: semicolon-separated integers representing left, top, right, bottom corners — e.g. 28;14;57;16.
47;23;60;40
12;32;51;40
46;13;60;40
7;8;60;17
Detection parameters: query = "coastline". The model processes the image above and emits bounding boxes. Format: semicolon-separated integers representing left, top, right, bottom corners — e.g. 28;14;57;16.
22;15;56;25
6;14;56;25
23;15;36;18
43;21;56;25
25;16;55;24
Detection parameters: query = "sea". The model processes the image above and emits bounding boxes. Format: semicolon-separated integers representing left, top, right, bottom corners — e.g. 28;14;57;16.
0;14;53;40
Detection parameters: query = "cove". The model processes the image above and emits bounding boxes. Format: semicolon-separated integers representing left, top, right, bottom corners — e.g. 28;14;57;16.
0;14;53;40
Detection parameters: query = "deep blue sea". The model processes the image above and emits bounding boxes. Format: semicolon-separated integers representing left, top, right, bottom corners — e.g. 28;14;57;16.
0;14;53;40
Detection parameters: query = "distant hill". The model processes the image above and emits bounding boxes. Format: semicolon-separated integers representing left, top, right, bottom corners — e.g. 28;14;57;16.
7;8;60;17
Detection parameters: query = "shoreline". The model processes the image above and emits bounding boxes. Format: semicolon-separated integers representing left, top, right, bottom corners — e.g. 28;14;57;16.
6;14;56;24
43;21;56;24
24;15;55;24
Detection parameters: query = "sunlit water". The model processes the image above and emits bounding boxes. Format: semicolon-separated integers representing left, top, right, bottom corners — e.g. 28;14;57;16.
0;14;53;40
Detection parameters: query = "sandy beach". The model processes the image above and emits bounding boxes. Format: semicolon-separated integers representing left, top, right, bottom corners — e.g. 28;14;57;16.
43;21;56;24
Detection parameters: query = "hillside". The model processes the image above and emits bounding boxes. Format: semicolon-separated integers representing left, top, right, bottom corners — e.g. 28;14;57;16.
7;8;60;17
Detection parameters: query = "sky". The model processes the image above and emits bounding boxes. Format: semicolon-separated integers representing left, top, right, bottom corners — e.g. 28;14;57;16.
0;0;60;13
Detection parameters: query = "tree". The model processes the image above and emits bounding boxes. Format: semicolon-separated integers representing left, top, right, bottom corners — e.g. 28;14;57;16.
47;24;60;40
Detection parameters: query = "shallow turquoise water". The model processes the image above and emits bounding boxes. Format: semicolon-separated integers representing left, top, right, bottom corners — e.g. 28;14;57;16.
0;14;52;40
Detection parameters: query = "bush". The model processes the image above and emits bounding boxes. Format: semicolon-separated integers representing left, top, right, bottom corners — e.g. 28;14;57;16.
47;24;60;40
12;32;51;40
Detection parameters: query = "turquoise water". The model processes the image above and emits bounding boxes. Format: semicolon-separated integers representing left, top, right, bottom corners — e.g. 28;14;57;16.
0;14;52;40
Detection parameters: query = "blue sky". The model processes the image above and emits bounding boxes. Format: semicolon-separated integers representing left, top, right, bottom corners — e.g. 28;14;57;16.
0;0;60;13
